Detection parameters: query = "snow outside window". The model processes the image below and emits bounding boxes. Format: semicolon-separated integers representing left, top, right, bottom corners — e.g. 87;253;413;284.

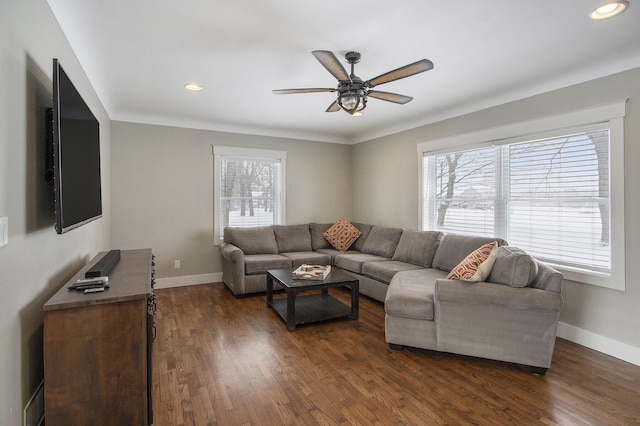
419;102;626;290
213;146;286;244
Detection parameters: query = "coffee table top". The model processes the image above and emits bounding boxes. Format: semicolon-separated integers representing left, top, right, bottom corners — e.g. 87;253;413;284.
267;267;357;289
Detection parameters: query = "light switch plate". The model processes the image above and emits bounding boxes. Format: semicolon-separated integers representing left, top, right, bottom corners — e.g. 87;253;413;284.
0;217;8;248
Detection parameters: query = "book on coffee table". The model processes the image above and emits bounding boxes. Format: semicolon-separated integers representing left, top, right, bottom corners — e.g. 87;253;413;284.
292;264;331;280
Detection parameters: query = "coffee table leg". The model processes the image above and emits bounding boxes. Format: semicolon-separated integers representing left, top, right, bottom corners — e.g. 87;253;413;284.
351;281;359;320
286;290;296;331
266;274;273;308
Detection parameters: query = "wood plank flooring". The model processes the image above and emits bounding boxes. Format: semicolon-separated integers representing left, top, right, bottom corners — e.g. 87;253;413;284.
152;283;640;425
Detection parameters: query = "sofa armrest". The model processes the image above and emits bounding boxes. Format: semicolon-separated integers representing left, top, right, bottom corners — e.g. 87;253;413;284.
434;279;563;369
435;279;563;312
221;242;244;263
220;243;245;296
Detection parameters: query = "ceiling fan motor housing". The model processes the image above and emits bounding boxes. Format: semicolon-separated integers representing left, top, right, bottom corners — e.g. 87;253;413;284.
345;51;361;64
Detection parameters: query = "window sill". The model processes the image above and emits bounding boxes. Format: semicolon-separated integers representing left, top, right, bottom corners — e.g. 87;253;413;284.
552;263;625;292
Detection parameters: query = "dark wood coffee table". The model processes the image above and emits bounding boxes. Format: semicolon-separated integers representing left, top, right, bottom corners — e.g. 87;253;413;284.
266;267;359;331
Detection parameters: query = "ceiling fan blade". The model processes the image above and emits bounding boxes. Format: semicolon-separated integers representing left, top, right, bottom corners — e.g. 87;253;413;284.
312;50;350;81
368;90;414;104
326;100;341;112
272;88;336;95
366;59;434;87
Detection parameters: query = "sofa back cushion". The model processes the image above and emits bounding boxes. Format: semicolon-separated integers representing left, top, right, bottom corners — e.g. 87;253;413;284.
350;223;373;252
432;234;507;272
392;230;442;267
309;223;333;250
273;224;312;253
224;226;279;255
361;226;404;258
487;246;538;287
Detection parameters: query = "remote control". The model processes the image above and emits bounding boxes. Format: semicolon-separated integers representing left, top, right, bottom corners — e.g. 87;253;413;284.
76;275;109;283
69;276;109;290
84;287;105;294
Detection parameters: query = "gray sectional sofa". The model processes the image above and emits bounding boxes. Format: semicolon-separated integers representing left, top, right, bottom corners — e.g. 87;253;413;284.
220;222;564;372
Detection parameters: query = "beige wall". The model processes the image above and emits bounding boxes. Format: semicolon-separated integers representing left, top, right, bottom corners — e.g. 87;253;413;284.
352;67;640;349
0;1;111;425
110;122;353;280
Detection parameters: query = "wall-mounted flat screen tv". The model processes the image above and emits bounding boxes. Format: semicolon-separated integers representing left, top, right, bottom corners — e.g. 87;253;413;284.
51;58;102;234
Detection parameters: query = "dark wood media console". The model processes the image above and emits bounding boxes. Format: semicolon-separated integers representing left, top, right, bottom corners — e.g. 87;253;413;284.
43;248;155;425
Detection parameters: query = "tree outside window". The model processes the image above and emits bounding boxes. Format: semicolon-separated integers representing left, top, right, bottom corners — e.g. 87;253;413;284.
213;146;286;243
425;128;610;274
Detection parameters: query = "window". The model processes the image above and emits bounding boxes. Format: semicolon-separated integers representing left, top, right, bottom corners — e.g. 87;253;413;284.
419;101;626;290
213;146;286;244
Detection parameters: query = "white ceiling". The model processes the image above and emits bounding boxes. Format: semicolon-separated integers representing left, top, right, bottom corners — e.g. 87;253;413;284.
46;0;640;144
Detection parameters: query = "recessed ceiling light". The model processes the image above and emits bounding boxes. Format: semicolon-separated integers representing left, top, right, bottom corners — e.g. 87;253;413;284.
184;83;203;92
589;1;629;20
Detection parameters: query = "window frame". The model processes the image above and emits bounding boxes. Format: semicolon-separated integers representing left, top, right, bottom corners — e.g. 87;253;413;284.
417;101;627;291
213;145;287;245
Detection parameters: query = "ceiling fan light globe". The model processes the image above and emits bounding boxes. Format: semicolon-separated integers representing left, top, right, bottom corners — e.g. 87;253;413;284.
338;90;367;115
341;93;358;110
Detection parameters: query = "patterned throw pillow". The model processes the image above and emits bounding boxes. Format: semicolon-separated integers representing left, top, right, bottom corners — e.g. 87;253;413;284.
446;241;498;282
323;217;362;252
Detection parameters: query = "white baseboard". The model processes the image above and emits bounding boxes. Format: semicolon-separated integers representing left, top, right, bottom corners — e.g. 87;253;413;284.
557;322;640;367
155;272;222;289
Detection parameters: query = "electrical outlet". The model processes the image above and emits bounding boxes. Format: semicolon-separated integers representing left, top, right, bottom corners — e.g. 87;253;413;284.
0;217;7;248
174;259;181;269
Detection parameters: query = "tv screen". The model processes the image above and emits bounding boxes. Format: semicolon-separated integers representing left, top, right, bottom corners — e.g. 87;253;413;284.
52;59;102;234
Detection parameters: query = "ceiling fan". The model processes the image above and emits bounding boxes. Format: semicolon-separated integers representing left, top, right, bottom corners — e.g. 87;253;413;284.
273;50;434;116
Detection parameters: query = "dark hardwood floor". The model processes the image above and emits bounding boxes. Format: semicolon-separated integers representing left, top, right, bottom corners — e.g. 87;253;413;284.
152;283;640;425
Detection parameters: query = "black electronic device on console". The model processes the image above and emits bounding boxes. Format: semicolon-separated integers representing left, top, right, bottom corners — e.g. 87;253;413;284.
50;59;102;234
85;249;121;278
68;276;109;291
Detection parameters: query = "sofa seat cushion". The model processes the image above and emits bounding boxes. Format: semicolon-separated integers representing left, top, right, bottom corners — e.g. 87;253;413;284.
273;224;312;253
244;254;291;275
280;252;332;269
315;248;359;264
334;253;389;274
362;261;424;284
385;269;448;320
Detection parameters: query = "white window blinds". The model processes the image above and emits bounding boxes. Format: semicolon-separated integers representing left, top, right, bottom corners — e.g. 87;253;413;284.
213;146;286;243
220;158;282;227
423;126;613;277
504;129;610;273
425;146;496;237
